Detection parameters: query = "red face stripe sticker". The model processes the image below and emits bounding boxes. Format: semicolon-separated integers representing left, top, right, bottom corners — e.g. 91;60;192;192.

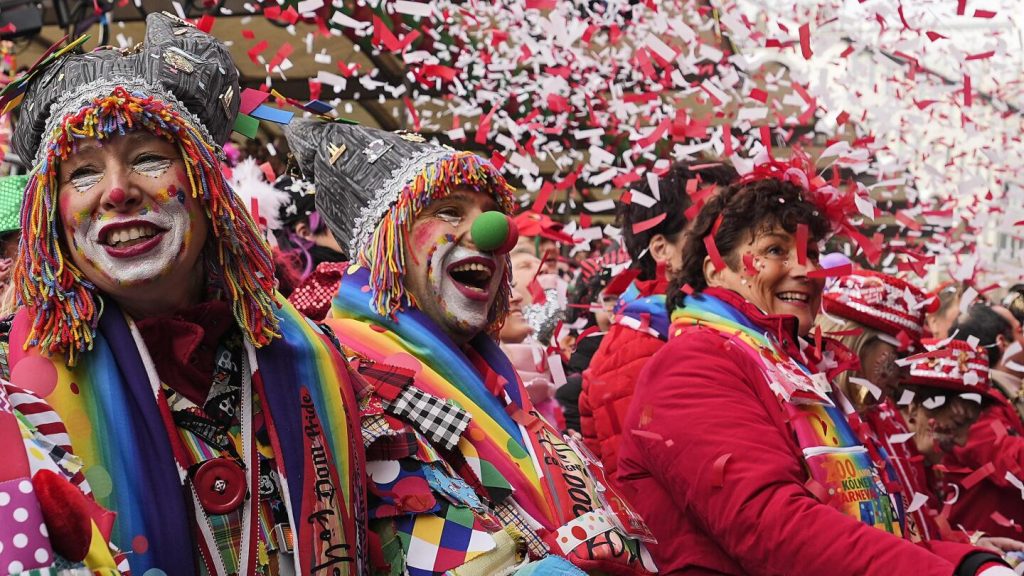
742;252;758;276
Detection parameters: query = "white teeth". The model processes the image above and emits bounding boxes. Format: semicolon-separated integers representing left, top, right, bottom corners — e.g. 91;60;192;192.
452;262;491;274
777;292;809;303
105;225;158;246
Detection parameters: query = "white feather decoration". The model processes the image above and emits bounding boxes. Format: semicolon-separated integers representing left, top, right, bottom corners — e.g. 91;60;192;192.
229;158;291;245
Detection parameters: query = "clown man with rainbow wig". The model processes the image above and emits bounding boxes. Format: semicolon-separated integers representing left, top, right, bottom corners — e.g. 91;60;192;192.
284;118;658;576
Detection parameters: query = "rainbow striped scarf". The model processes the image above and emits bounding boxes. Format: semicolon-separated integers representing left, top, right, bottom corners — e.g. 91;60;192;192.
328;266;553;527
8;297;365;575
671;293;902;535
615;280;669;340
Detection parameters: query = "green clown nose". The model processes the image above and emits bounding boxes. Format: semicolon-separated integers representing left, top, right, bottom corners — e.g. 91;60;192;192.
471;211;518;254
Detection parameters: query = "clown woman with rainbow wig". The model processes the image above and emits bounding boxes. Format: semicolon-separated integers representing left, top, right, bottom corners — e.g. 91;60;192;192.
0;13;365;575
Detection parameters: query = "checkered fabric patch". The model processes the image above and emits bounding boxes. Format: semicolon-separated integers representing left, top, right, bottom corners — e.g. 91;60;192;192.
492;500;548;559
357;360;471;452
387;387;471;451
362;413;393;447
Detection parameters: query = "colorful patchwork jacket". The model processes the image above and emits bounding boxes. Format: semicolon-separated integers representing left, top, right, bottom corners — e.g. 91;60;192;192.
0;381;129;574
4;297;366;575
327;265;658;576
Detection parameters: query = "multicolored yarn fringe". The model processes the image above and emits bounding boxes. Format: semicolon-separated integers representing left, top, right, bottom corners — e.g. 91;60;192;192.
14;86;280;365
357;151;516;332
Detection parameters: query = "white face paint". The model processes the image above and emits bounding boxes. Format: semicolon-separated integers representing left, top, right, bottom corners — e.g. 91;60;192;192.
72;195;191;286
424;242;504;335
57;132;210;316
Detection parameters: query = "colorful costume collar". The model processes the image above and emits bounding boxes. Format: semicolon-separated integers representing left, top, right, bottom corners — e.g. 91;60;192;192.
329;266;542;516
614;279;670;340
7;298;365;575
676;287;857;381
329;266;658;576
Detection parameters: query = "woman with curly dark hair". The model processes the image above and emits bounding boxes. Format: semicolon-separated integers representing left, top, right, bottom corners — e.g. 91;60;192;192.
615;157;1015;575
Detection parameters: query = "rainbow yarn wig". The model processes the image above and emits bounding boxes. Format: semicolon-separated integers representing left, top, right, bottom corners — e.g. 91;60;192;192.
284;120;516;330
6;13;279;364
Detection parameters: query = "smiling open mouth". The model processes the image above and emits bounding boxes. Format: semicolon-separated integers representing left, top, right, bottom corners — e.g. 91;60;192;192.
448;260;494;291
446;257;496;302
776;291;810;304
101;223;165;249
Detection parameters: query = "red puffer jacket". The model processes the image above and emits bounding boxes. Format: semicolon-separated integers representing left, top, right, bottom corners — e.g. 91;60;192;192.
580;278;669;481
581;326;664;481
617;288;999;575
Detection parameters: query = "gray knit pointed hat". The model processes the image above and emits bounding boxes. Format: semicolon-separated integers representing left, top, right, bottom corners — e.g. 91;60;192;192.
283;118;516;319
12;11;239;165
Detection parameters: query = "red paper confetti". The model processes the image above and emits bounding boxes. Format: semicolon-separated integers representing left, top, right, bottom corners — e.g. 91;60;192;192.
897;4;914;30
798;23;813;60
742;253;758;276
530;182;554;214
759;125;773;156
804;478;830;502
705;235;726;272
246;40;269;64
403;97;421;131
895;330;913;351
337;61;361;78
632;213;667;234
989;512;1021;532
711;453;732;488
196;14;215;33
826;328;864;337
711;214;725;236
961;462;996;490
527;277;547;305
604;269;641;298
796;223;808;265
629;429;664;442
808;263;853;279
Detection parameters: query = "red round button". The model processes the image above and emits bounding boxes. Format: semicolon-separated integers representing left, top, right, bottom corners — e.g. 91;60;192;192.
193;458;247;515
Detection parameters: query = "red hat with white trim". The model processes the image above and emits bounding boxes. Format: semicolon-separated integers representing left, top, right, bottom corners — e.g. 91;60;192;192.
822;270;931;349
903;339;993;397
